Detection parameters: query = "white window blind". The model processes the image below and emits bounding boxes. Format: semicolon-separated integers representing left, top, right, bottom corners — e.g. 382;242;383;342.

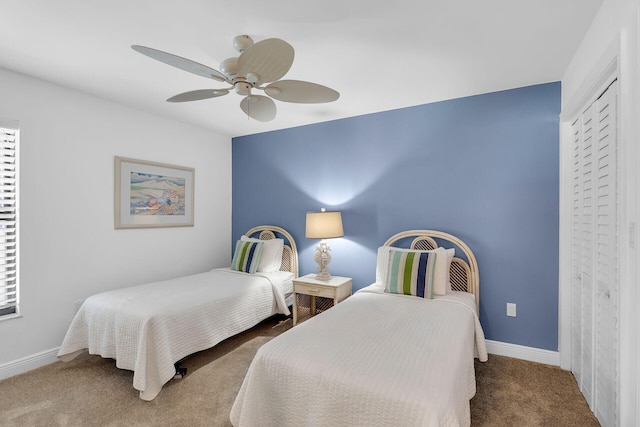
0;122;18;318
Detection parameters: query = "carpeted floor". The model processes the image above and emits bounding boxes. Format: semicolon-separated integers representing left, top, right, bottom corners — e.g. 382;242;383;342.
0;315;599;426
471;353;600;426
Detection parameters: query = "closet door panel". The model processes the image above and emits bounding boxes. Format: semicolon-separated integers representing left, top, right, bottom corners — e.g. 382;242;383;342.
594;83;617;426
580;104;596;407
570;118;583;387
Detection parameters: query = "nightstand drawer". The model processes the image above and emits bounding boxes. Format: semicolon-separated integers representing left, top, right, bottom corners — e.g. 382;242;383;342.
293;282;336;299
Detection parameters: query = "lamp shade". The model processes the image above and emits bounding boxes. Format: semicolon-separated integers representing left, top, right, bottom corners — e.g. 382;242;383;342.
305;211;344;239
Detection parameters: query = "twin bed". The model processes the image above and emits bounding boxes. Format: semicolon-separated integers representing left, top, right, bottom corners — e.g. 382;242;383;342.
58;226;486;426
57;225;298;401
230;229;487;427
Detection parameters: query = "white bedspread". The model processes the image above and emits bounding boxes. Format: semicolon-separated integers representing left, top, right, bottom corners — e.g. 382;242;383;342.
58;268;292;401
230;286;487;427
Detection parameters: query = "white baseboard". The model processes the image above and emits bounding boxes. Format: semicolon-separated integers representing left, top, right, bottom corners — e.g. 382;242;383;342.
0;347;60;380
486;340;560;367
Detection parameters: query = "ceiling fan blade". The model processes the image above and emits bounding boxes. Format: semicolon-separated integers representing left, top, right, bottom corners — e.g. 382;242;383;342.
264;80;340;103
240;95;277;122
237;38;294;84
166;89;230;103
132;45;228;82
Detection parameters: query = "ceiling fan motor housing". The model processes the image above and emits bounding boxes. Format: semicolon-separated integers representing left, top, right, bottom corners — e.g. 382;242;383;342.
234;81;251;95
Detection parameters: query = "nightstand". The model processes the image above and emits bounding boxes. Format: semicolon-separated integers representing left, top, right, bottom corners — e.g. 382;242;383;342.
292;274;352;326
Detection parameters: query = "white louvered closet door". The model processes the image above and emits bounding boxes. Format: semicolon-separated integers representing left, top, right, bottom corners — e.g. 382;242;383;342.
573;103;596;407
570;81;618;427
593;82;618;426
570;110;586;398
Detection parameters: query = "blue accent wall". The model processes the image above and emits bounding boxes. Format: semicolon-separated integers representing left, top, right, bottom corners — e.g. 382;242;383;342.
232;82;560;351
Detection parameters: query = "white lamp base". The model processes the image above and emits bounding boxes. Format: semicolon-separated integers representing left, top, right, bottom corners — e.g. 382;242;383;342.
313;240;332;281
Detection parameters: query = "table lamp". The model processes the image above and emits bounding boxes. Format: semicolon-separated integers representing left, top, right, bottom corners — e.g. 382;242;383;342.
305;209;344;280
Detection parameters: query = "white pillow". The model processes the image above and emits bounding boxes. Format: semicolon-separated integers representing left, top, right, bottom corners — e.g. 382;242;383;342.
240;235;284;272
445;248;455;292
376;246;448;296
376;246;392;285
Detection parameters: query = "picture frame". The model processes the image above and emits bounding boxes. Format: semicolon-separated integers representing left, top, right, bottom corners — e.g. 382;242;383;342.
114;156;194;229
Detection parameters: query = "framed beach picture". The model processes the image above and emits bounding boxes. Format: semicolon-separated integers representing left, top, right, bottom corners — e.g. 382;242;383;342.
114;156;194;229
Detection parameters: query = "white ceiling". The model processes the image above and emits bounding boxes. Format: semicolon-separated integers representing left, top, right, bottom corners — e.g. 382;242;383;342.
1;0;602;138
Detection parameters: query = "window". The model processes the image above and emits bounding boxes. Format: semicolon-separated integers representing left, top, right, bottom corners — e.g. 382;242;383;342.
0;120;18;319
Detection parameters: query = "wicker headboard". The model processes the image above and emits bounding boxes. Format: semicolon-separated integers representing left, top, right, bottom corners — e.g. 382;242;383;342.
244;225;299;278
383;230;479;310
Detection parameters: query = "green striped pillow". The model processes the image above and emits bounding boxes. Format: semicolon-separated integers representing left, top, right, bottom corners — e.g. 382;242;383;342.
385;248;440;298
231;240;264;274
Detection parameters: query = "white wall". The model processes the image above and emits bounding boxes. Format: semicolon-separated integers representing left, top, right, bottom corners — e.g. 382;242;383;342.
0;67;232;370
560;0;640;425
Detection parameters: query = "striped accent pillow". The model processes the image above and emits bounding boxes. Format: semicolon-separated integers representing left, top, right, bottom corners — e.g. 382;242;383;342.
231;240;264;274
385;248;441;298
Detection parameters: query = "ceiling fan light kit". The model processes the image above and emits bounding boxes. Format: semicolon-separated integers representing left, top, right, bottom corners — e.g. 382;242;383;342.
131;35;339;122
232;34;254;52
219;57;239;78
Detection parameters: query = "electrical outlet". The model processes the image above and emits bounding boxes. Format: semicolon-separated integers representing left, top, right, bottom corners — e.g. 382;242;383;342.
507;303;516;317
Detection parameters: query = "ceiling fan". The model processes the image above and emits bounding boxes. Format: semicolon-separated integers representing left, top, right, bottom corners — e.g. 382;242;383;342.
131;35;340;122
